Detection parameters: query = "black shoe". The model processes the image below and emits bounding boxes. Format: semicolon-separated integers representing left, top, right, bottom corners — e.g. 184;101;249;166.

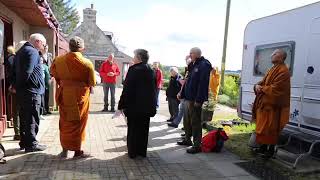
186;146;201;154
13;135;20;141
253;145;267;155
25;144;47;153
168;122;178;128
46;111;52;115
101;108;108;112
166;119;173;122
177;140;192;146
110;108;115;113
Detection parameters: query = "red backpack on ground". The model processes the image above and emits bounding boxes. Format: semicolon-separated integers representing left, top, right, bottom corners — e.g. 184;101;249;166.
202;128;229;153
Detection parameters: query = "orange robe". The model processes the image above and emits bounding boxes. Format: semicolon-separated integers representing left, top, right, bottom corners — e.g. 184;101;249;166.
252;63;290;145
50;52;95;151
209;72;220;101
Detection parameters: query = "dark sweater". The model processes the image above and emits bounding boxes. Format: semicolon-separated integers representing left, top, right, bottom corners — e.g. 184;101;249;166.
181;57;212;104
166;74;182;98
13;42;44;95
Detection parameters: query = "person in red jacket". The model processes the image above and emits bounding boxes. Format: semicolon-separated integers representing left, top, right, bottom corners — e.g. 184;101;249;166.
100;54;120;112
152;62;163;109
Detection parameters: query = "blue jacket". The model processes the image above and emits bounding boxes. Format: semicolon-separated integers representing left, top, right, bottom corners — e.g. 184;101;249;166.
13;42;44;95
181;57;212;104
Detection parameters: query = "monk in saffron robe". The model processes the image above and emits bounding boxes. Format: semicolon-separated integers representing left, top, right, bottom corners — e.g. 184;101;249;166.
50;37;96;158
209;67;221;101
252;49;290;158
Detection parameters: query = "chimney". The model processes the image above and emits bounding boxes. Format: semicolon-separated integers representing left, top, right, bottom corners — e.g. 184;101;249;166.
83;4;97;24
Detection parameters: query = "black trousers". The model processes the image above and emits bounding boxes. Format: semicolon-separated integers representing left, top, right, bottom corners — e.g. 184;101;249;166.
168;97;180;120
127;114;150;158
44;88;50;113
17;93;41;149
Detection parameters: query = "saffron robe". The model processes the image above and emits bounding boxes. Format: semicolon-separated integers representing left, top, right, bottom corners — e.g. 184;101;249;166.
50;52;95;151
252;63;290;145
209;71;220;101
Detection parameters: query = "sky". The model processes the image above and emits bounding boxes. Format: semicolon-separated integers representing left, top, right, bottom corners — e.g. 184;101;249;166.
71;0;319;70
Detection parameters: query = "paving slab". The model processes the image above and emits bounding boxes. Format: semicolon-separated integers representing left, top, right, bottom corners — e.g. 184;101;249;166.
0;86;256;180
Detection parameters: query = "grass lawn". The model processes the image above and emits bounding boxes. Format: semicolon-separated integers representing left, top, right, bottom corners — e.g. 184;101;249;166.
208;116;320;180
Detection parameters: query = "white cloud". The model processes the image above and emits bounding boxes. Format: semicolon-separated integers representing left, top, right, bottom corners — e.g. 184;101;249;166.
89;0;320;70
95;3;230;69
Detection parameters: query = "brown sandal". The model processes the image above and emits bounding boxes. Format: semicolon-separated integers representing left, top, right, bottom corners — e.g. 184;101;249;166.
73;151;91;159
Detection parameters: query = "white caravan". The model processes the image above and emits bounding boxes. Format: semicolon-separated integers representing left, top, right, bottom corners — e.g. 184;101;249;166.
239;2;320;137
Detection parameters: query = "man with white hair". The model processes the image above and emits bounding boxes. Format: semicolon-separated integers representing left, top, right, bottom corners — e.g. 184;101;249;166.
100;53;120;112
166;67;182;124
177;47;212;154
11;33;47;153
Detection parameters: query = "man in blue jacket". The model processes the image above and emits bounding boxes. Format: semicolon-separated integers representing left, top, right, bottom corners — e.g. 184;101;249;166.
11;33;47;153
177;47;212;154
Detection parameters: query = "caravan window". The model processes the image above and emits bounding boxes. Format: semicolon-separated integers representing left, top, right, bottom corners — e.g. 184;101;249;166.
254;41;295;76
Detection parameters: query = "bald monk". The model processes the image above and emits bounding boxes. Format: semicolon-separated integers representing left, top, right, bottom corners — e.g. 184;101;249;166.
252;49;290;158
209;67;221;101
50;36;96;158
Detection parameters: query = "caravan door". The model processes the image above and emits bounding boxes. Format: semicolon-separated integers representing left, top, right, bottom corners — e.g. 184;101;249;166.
301;17;320;136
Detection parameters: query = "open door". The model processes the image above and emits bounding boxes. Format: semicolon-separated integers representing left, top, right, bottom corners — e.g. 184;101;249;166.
300;17;320;136
0;19;6;139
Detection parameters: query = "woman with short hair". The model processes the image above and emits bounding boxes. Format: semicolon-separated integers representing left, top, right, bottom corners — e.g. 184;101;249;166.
118;49;157;158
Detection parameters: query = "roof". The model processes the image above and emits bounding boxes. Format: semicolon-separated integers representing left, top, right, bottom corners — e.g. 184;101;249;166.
0;0;59;30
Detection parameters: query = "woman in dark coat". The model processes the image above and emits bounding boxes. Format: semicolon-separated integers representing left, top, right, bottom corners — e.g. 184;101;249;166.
118;49;157;159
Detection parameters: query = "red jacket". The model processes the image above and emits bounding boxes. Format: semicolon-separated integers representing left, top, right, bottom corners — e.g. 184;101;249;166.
154;68;163;89
100;61;120;84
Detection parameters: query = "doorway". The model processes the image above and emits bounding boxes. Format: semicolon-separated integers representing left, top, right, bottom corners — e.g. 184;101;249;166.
0;16;13;127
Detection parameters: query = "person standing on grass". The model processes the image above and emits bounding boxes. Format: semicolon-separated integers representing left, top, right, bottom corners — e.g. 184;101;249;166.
252;49;290;158
152;62;163;109
100;53;120;112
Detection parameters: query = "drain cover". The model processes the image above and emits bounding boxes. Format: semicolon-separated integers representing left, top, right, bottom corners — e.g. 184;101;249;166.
236;160;289;180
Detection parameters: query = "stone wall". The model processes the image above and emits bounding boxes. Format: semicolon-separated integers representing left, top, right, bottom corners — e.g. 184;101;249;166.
0;1;30;46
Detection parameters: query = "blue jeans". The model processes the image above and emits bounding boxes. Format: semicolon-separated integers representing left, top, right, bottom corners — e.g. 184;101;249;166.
156;88;160;108
173;99;185;126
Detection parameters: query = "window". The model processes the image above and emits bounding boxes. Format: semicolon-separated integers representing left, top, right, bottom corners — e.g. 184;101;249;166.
94;60;104;71
254;41;295;76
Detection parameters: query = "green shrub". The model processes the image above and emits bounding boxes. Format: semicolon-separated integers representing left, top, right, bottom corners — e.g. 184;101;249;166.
222;75;239;99
219;75;240;107
162;79;170;90
218;94;230;105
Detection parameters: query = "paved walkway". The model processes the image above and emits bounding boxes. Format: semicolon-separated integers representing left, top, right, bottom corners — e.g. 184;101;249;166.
0;86;257;180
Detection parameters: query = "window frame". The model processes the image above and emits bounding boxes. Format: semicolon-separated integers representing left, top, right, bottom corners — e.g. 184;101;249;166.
253;41;295;76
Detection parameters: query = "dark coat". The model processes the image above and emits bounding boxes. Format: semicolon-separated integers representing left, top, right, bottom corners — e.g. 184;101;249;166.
118;62;157;117
166;74;182;98
13;42;44;95
5;54;15;85
181;56;212;104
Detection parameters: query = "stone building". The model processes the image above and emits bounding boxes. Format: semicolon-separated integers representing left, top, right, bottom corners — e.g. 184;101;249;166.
68;4;132;86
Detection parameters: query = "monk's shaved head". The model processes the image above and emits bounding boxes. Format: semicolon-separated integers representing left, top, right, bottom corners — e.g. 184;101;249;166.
271;49;287;64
